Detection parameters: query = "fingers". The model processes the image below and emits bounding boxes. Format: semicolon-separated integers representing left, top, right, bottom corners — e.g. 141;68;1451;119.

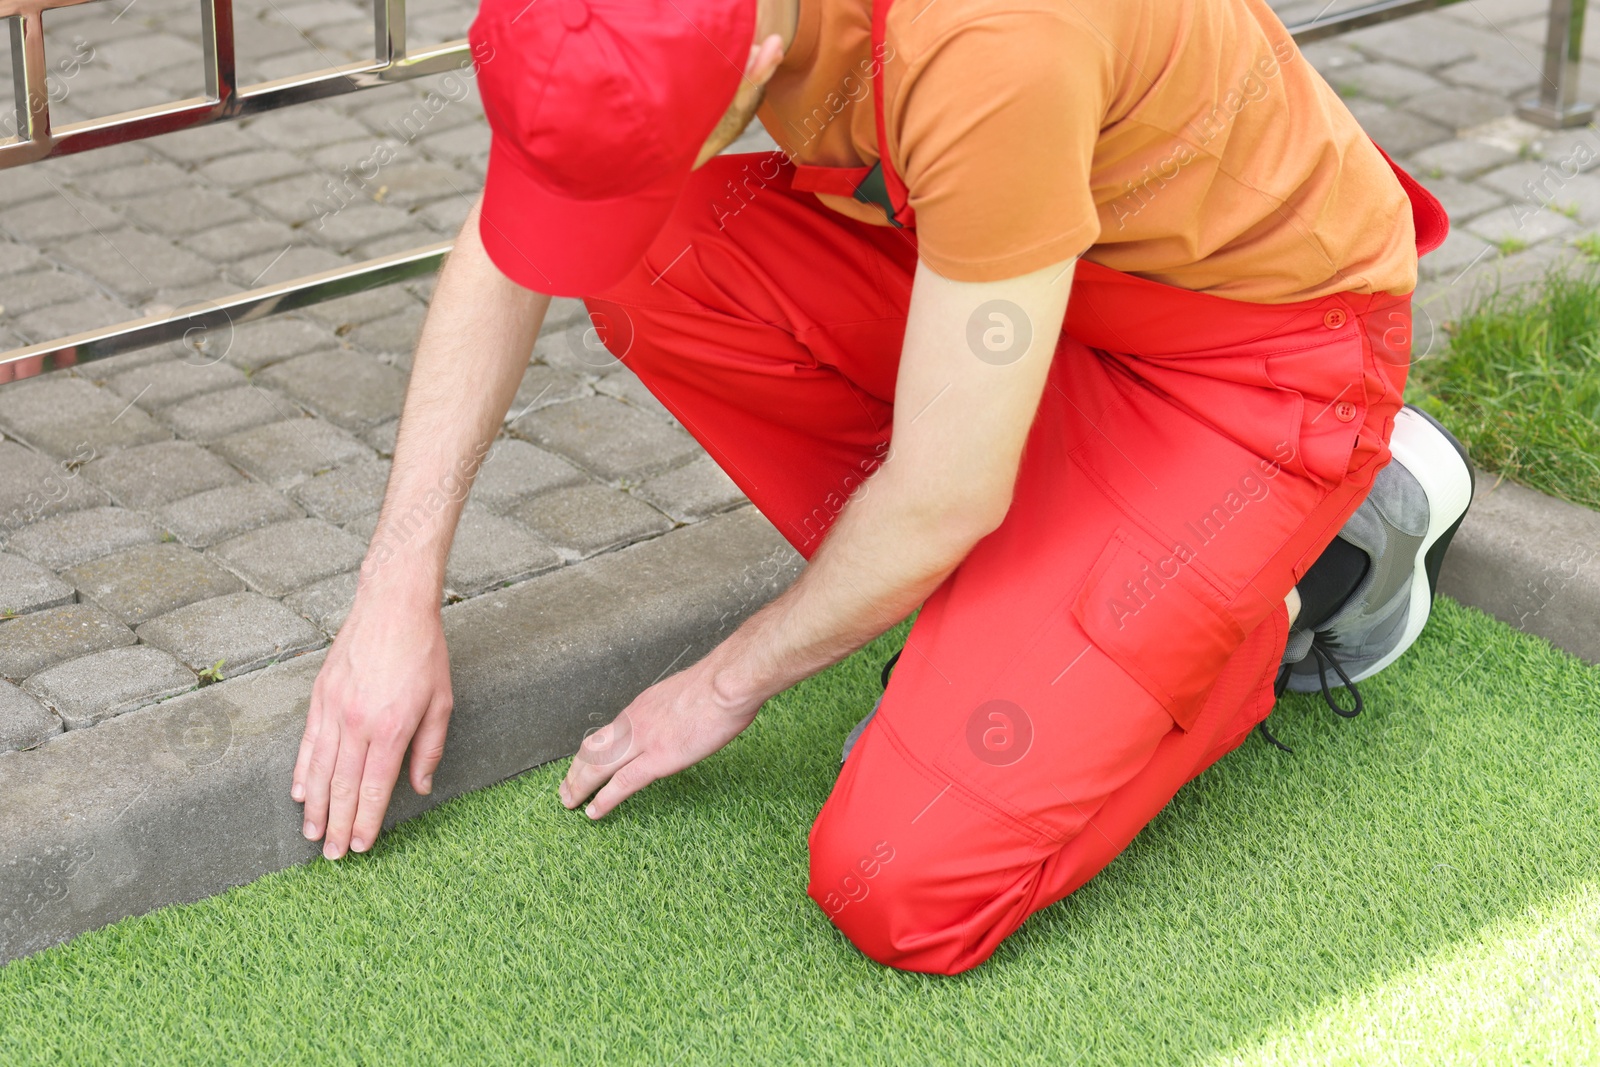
300;708;341;843
321;739;369;860
408;697;452;796
292;687;323;804
349;736;404;855
560;713;635;811
585;757;661;820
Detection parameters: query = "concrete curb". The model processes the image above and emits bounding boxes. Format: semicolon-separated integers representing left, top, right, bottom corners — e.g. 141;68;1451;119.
0;507;801;964
1439;469;1600;665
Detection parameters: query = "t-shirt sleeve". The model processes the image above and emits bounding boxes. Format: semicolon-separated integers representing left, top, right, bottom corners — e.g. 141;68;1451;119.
889;12;1112;282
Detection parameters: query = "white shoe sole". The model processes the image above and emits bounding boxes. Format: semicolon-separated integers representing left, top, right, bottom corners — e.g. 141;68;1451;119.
1345;405;1475;684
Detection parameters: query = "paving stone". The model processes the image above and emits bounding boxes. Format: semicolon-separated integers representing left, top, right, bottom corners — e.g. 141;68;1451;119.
510;484;672;559
1417;226;1498;283
136;591;325;674
0;241;43;278
117;187;254;235
1325;61;1444;103
301;287;418;329
1527;126;1600;173
244;171;359;226
196;149;315;189
103;357;249;410
158;385;296;443
148;121;261;164
157;484;302;549
0;552;76;616
470;438;588;512
95;32;199;77
416;122;490;166
68;160;192;201
633;455;748;523
415;193;474;235
1345;99;1453;156
533;320;624;376
0;602;136;681
345;304;427;361
245;106;371;150
230;245;351;291
511;397;701;482
370;162;466;208
595;370;674;422
1408;138;1518;180
0;269;99;316
64;542;245;626
439;505;561;598
256;349;408;429
1402;87;1516;132
3;506;162;570
1343;17;1487;69
210;518;367;596
48;229;219;302
289;459;391;523
22;645;196;730
506;364;589;420
82;440;241;509
13;294;138;345
0;441;110;532
0;680;59;753
1466;202;1580;246
181;217;303;264
361;420;399;456
1479;159;1600;211
0;193;123;243
1434;57;1541;96
0;167;59;207
284;570;359;635
212;418;373;488
301;201;418;255
222;317;339;373
0;377;169;460
1415;174;1506;222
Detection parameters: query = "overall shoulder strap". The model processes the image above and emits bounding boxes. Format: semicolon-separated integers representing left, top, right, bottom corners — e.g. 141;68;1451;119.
864;0;916;228
786;0;915;228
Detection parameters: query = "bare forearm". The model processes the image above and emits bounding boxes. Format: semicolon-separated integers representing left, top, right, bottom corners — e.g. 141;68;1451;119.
361;199;550;607
707;463;1000;705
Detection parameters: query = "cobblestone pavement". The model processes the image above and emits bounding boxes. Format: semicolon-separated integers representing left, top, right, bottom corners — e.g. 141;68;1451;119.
2;0;1598;749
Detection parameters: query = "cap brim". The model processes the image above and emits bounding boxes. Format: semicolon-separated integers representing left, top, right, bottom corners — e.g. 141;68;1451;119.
477;138;686;298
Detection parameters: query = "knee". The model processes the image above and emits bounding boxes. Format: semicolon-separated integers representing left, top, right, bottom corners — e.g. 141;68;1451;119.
807;809;996;976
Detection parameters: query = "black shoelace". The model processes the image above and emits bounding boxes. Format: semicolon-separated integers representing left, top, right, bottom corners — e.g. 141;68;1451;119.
1258;634;1365;753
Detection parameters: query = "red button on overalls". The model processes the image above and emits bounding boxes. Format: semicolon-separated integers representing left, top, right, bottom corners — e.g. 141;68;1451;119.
1323;308;1347;329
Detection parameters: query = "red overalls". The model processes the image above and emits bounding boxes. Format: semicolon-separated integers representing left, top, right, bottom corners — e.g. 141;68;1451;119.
584;0;1449;974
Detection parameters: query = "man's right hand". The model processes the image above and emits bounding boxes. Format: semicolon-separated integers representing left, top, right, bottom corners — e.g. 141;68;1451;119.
293;586;454;859
289;193;550;859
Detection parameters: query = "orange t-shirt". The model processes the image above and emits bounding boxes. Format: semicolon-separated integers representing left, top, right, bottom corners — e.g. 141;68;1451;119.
758;0;1418;303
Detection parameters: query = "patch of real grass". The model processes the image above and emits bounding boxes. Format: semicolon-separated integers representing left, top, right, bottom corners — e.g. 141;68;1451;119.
1409;259;1600;510
0;600;1597;1065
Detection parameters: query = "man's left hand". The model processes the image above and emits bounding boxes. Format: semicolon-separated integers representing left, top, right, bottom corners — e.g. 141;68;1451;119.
559;657;762;819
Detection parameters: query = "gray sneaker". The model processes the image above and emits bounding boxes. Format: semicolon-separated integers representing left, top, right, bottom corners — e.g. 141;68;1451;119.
1280;404;1475;712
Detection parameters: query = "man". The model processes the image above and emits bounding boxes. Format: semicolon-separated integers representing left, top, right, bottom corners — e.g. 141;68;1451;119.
292;0;1474;974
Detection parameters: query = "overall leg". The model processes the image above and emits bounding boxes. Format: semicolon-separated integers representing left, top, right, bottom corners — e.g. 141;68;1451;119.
808;277;1411;974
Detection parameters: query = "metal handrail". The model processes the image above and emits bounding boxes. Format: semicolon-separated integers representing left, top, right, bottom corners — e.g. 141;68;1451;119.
1;0;1592;377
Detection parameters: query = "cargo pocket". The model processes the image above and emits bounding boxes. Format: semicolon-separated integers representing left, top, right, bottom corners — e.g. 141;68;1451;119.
1071;527;1247;732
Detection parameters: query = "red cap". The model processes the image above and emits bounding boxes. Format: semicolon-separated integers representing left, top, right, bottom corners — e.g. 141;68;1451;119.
470;0;756;297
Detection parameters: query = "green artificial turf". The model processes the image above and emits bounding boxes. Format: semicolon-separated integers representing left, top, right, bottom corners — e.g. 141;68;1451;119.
1408;259;1600;511
2;599;1598;1065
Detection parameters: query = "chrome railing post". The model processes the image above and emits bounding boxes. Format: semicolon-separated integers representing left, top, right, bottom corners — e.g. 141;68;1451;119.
201;0;237;113
8;9;49;143
1517;0;1595;128
375;0;406;65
